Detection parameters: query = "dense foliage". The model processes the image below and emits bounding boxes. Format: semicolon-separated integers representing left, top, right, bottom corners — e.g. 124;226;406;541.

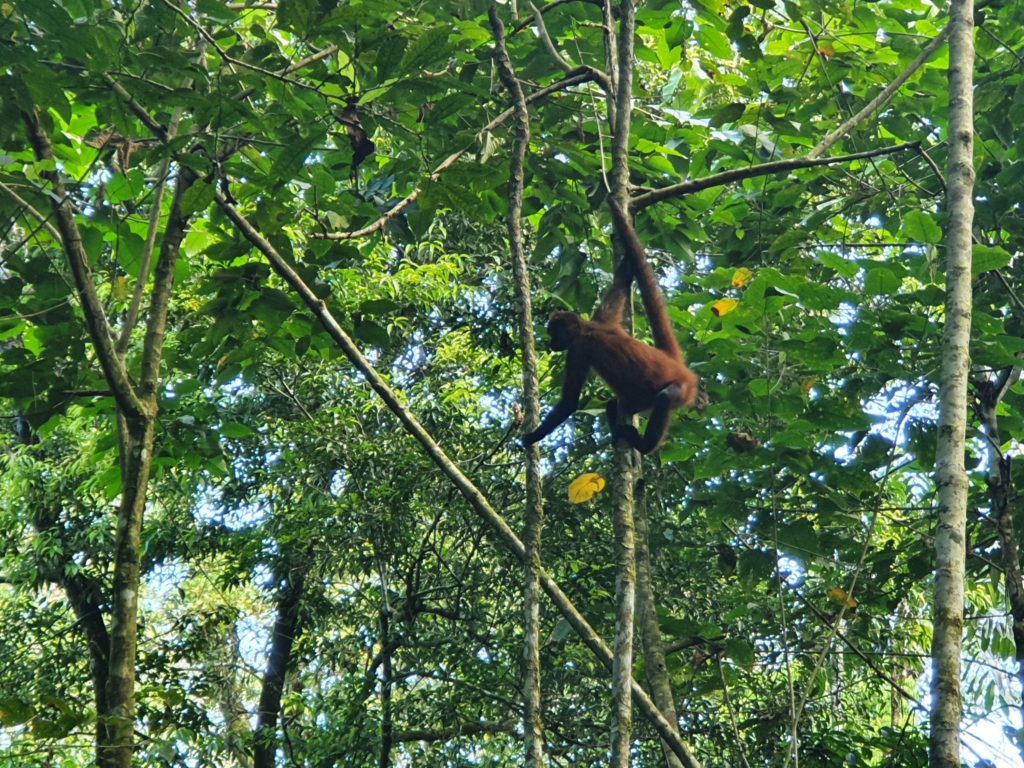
0;0;1021;765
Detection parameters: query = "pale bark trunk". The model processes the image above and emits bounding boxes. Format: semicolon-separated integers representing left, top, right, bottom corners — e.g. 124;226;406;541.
929;1;974;765
608;1;639;765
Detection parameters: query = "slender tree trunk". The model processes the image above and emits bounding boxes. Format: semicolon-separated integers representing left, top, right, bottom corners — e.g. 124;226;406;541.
929;1;974;765
214;625;254;768
977;368;1024;764
609;1;639;764
63;573;112;763
379;607;394;768
489;7;546;766
610;479;637;768
103;417;155;767
254;565;308;768
634;481;684;768
23;109;191;768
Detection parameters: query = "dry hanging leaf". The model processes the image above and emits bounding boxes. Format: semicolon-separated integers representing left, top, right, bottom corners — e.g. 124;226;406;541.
828;587;859;609
568;472;606;504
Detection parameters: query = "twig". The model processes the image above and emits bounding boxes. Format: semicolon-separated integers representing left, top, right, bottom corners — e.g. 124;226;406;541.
512;0;605;34
530;1;575;72
916;144;947;194
0;181;62;241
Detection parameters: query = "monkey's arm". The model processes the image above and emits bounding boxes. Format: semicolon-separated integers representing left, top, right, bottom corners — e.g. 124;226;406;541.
522;350;589;447
607;199;682;358
611;382;681;454
592;254;633;325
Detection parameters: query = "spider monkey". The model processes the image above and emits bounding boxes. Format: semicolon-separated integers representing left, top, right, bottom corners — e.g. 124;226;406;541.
522;200;698;454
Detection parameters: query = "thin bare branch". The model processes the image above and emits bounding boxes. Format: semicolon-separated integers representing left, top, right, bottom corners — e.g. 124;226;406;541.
0;181;62;241
530;1;575;72
117;111;182;355
632;142;920;210
808;29;948;159
490;8;545;766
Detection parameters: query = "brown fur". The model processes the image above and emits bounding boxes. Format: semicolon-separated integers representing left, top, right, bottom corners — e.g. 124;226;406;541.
522;200;697;453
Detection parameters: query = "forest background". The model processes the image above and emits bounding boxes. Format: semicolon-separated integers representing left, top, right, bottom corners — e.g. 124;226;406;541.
0;0;1021;766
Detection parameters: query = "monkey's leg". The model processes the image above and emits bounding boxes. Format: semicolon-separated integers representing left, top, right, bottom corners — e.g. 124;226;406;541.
613;384;682;454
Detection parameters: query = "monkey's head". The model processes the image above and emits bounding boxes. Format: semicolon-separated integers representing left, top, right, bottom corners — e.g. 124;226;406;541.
546;311;583;351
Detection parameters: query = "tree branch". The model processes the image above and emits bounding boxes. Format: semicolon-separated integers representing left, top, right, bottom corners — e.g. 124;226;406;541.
22;110;150;420
631;142;920;210
489;8;546;767
808;28;948;159
138;168;196;396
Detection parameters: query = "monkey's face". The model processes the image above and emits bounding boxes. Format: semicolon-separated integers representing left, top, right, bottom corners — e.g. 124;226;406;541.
547;311;582;351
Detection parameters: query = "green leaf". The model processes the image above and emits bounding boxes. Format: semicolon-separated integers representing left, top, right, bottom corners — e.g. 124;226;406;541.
221;423;254;438
399;26;452;76
971;244;1011;274
697;25;732;59
106;170;146;204
725;639;755;669
180;181;215;216
709;102;746;127
277;0;318;36
899;210;942;244
777;519;820;556
864;265;900;295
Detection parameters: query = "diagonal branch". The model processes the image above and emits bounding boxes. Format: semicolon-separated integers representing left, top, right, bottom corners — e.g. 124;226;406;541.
22;110;149;420
138;168;196;396
808;29;948;159
631;142;920;210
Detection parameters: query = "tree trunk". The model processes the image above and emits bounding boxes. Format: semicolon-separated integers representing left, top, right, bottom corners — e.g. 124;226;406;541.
928;1;975;765
635;482;684;768
63;575;113;766
977;368;1024;764
488;7;546;766
379;607;394;768
103;416;156;768
254;564;308;768
608;1;640;764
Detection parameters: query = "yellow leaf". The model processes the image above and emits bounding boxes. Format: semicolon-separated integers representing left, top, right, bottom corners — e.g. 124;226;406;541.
1;4;12;16
800;377;817;394
711;298;738;317
568;472;606;504
731;267;753;288
827;587;858;609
